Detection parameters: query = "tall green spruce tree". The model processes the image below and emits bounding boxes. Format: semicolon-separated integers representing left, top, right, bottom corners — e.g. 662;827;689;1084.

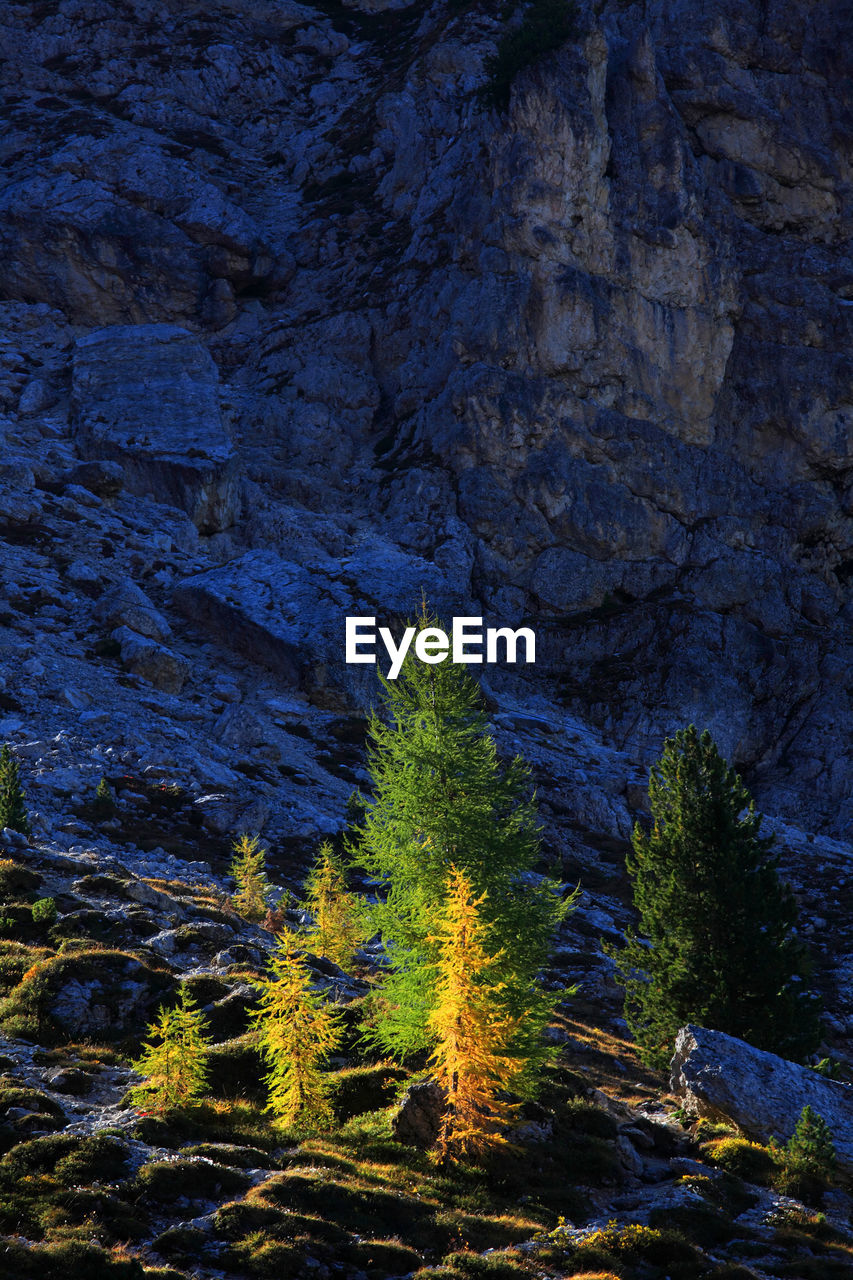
0;743;30;836
349;610;572;1091
610;725;819;1067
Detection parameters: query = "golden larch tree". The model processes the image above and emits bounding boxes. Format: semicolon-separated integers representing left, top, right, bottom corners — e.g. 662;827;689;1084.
302;842;365;970
427;865;521;1159
230;832;272;922
130;985;211;1113
251;939;343;1130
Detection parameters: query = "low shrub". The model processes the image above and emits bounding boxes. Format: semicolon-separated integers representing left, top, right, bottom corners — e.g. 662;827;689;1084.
32;897;58;927
702;1136;776;1184
0;859;41;897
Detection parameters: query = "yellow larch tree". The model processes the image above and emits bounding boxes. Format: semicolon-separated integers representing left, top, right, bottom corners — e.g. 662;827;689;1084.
302;842;365;970
251;938;343;1130
130;985;211;1113
427;865;522;1160
230;832;272;922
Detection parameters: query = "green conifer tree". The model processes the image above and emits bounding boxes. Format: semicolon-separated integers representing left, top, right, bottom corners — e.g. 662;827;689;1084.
609;726;819;1067
0;744;30;836
349;609;572;1089
251;941;343;1130
131;986;211;1112
93;777;116;817
786;1105;836;1176
776;1104;837;1199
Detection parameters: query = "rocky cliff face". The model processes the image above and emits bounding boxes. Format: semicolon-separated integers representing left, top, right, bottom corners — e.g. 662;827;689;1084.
0;7;853;1273
0;5;850;868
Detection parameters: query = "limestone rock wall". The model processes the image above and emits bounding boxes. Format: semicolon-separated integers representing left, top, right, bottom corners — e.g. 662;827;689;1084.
0;0;851;834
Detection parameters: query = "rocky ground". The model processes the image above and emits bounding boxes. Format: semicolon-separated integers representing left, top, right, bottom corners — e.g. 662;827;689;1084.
0;0;852;1275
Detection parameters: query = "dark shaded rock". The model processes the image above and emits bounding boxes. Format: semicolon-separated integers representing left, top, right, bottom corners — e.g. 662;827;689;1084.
391;1080;445;1148
113;626;190;694
95;578;171;642
71;325;239;532
68;459;125;501
173;542;462;709
45;1067;94;1096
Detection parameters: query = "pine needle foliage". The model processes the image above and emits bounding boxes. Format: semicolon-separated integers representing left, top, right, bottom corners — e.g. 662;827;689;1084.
349;608;572;1089
428;866;521;1160
131;986;211;1113
302;842;365;971
251;940;343;1130
230;833;272;922
0;743;30;836
608;726;819;1068
93;777;116;816
785;1105;836;1181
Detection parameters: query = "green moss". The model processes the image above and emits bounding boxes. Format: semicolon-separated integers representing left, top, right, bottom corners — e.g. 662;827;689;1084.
213;1198;291;1240
0;940;53;992
648;1202;734;1248
0;1237;145;1278
181;1142;274;1169
134;1158;252;1202
0;948;172;1041
331;1062;410;1121
180;973;232;1006
41;1189;147;1240
206;1033;265;1098
152;1225;209;1262
0;859;41;898
1;1131;82;1175
227;1234;303;1279
0;1083;66;1122
55;1133;131;1183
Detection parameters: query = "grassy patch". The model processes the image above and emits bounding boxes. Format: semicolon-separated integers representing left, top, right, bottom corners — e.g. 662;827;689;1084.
0;947;172;1041
133;1157;252;1203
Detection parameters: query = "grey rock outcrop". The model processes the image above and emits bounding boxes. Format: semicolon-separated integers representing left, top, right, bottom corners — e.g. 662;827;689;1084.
94;579;171;642
173;542;462;707
391;1081;446;1148
46;954;172;1039
112;626;191;695
671;1025;853;1172
72;325;239;532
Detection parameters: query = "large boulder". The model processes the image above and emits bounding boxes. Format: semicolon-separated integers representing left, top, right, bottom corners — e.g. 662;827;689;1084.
671;1025;853;1172
0;950;173;1043
172;541;461;708
113;626;191;694
71;324;239;532
391;1080;446;1148
94;578;171;642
